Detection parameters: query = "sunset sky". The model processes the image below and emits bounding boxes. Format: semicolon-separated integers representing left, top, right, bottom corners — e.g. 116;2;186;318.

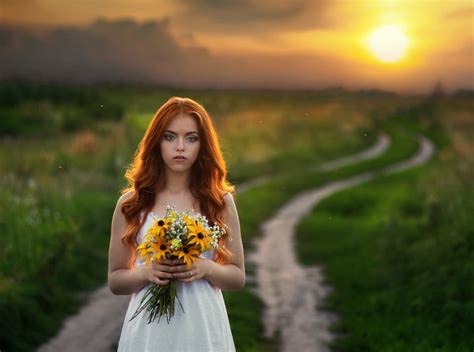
1;0;473;94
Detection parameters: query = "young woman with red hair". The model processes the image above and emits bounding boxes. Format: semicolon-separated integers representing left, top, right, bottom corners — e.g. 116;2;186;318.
108;97;244;351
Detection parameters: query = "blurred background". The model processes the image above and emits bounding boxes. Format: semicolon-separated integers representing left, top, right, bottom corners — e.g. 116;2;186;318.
0;1;473;351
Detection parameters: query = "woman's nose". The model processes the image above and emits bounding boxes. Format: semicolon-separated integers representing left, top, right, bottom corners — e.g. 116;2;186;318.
176;138;185;151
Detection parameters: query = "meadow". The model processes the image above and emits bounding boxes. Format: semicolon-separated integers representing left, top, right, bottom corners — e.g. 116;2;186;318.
295;96;474;351
0;83;471;351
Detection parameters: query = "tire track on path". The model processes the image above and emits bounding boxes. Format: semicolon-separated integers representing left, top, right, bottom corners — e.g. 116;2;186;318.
249;136;435;352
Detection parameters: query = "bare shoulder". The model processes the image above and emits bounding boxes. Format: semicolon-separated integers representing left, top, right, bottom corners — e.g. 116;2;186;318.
223;192;236;209
112;189;135;221
118;189;135;205
109;190;135;277
222;192;239;223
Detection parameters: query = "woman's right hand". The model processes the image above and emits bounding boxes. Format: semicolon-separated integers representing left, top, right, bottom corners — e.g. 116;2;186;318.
141;258;176;286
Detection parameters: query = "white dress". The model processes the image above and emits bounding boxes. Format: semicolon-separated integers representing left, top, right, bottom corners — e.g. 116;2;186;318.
117;212;236;352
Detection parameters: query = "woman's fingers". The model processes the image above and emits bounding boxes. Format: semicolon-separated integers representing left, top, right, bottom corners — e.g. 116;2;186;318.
155;271;173;279
173;270;192;279
150;259;193;282
155;264;175;273
153;277;170;286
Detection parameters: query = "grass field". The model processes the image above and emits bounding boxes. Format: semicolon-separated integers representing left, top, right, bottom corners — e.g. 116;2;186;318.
0;83;471;351
295;96;474;351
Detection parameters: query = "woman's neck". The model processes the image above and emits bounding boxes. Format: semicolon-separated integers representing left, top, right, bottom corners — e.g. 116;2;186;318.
163;169;191;194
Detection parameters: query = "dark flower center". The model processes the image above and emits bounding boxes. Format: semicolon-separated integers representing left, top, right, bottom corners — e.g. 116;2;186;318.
183;248;189;254
198;232;204;239
158;220;165;226
160;244;166;250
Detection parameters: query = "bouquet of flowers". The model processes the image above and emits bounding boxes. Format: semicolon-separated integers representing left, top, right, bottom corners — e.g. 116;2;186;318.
129;205;227;324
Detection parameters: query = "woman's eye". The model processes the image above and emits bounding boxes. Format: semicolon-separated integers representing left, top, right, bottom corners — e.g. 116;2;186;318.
164;134;175;141
186;135;198;142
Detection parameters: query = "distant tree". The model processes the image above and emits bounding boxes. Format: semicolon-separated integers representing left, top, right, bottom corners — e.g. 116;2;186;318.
429;80;445;99
453;88;474;98
421;80;445;119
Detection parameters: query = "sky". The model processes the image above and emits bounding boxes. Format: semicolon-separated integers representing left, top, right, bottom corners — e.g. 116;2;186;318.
1;0;473;94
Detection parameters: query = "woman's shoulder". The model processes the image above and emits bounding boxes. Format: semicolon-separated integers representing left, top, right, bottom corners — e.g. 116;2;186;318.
117;189;135;206
220;191;235;203
220;191;237;215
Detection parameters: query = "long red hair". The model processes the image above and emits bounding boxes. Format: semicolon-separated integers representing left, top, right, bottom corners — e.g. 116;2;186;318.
120;97;235;268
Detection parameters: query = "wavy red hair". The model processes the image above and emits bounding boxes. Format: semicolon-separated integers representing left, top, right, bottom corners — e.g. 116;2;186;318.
120;97;235;268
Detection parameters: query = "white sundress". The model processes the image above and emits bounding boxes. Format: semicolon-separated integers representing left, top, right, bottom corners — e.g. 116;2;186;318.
117;211;236;352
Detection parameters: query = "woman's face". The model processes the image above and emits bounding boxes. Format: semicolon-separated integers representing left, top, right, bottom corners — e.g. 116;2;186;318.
160;113;201;174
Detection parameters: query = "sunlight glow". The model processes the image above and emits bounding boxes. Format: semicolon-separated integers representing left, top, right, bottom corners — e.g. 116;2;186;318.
368;25;410;63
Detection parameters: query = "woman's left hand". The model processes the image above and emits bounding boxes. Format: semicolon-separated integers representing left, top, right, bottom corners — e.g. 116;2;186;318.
171;257;213;283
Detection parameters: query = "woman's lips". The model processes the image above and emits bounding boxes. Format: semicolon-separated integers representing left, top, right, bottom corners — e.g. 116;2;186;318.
173;156;187;161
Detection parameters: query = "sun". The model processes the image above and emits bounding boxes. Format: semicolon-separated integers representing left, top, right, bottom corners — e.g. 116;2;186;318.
367;25;410;63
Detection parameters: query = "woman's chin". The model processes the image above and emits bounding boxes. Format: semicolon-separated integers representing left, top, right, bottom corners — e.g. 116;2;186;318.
166;164;192;173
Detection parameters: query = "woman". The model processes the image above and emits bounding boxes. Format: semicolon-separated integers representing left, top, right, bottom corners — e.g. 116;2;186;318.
108;97;245;351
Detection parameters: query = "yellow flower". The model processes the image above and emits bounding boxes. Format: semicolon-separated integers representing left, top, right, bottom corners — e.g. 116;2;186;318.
152;240;171;261
188;231;212;251
187;219;212;251
178;247;200;268
145;217;171;241
183;214;193;226
187;218;205;233
137;242;153;265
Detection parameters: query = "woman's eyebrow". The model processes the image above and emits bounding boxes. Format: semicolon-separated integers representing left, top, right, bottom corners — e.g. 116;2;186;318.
164;130;199;135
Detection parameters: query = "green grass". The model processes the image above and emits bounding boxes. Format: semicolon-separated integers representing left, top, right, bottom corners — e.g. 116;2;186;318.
0;190;116;351
294;103;474;350
296;168;474;351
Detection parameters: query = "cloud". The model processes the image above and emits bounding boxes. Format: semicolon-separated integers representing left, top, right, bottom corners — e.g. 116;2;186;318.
0;17;211;84
0;17;368;90
0;16;472;94
174;0;335;35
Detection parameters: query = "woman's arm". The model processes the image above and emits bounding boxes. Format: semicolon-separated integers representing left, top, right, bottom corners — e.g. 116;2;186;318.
108;191;151;295
205;192;245;290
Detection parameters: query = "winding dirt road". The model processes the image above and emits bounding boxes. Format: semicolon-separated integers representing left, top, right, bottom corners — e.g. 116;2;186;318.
249;136;435;352
36;133;396;352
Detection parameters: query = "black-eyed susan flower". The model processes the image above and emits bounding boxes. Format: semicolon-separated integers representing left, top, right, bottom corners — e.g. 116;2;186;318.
152;240;171;261
178;246;200;268
145;217;171;242
188;230;212;251
187;218;207;235
187;219;212;249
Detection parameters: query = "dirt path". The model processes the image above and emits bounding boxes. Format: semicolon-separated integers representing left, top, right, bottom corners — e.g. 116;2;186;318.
36;133;391;352
237;133;390;193
248;136;435;352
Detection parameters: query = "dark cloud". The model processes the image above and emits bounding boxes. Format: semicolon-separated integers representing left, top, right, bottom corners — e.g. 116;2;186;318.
0;17;211;84
0;17;472;94
0;16;366;89
175;0;334;35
